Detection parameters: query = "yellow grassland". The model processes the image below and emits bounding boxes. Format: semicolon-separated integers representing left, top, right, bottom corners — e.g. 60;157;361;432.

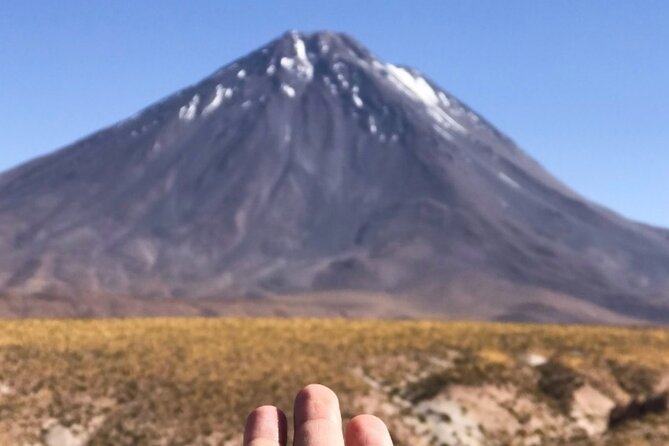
0;319;668;445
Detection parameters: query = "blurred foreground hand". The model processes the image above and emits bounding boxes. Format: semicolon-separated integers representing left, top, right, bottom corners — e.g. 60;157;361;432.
244;384;393;446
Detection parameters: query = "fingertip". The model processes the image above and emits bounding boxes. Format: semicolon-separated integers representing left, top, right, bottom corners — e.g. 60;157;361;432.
293;384;345;446
294;384;341;425
244;405;287;446
346;414;393;446
295;384;339;405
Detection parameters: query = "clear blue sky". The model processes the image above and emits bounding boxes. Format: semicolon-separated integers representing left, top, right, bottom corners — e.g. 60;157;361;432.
1;1;667;227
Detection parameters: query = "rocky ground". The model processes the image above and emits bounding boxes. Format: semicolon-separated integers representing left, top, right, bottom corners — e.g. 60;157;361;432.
353;352;669;445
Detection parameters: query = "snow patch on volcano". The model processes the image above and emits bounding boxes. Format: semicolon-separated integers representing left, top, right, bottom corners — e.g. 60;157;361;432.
498;172;521;189
352;93;363;108
384;64;468;136
280;33;314;81
178;95;200;121
386;64;439;105
281;84;296;98
202;85;232;116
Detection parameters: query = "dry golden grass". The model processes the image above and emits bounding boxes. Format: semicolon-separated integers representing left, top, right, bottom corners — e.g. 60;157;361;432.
0;318;667;445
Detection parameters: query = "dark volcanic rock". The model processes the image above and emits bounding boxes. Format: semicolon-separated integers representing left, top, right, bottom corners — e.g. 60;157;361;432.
1;31;668;322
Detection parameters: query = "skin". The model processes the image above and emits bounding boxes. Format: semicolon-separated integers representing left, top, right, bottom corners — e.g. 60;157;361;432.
243;384;394;446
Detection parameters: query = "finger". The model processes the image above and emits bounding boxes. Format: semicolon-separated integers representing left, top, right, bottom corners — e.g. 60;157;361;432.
244;405;287;446
293;384;345;446
345;415;393;446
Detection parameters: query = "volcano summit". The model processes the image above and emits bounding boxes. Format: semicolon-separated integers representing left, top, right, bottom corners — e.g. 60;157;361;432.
1;31;668;322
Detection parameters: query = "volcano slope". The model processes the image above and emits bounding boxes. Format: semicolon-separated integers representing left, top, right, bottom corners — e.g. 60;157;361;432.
0;31;668;322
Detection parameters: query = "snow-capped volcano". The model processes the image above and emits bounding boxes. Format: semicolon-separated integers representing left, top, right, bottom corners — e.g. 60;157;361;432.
1;31;668;323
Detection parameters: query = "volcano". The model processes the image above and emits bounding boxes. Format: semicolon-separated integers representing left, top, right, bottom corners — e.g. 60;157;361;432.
1;31;668;322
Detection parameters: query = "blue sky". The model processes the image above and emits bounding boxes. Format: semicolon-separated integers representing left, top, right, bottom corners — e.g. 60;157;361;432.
1;1;667;227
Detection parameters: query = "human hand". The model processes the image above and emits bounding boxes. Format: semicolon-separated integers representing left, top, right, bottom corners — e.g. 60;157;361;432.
244;384;393;446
